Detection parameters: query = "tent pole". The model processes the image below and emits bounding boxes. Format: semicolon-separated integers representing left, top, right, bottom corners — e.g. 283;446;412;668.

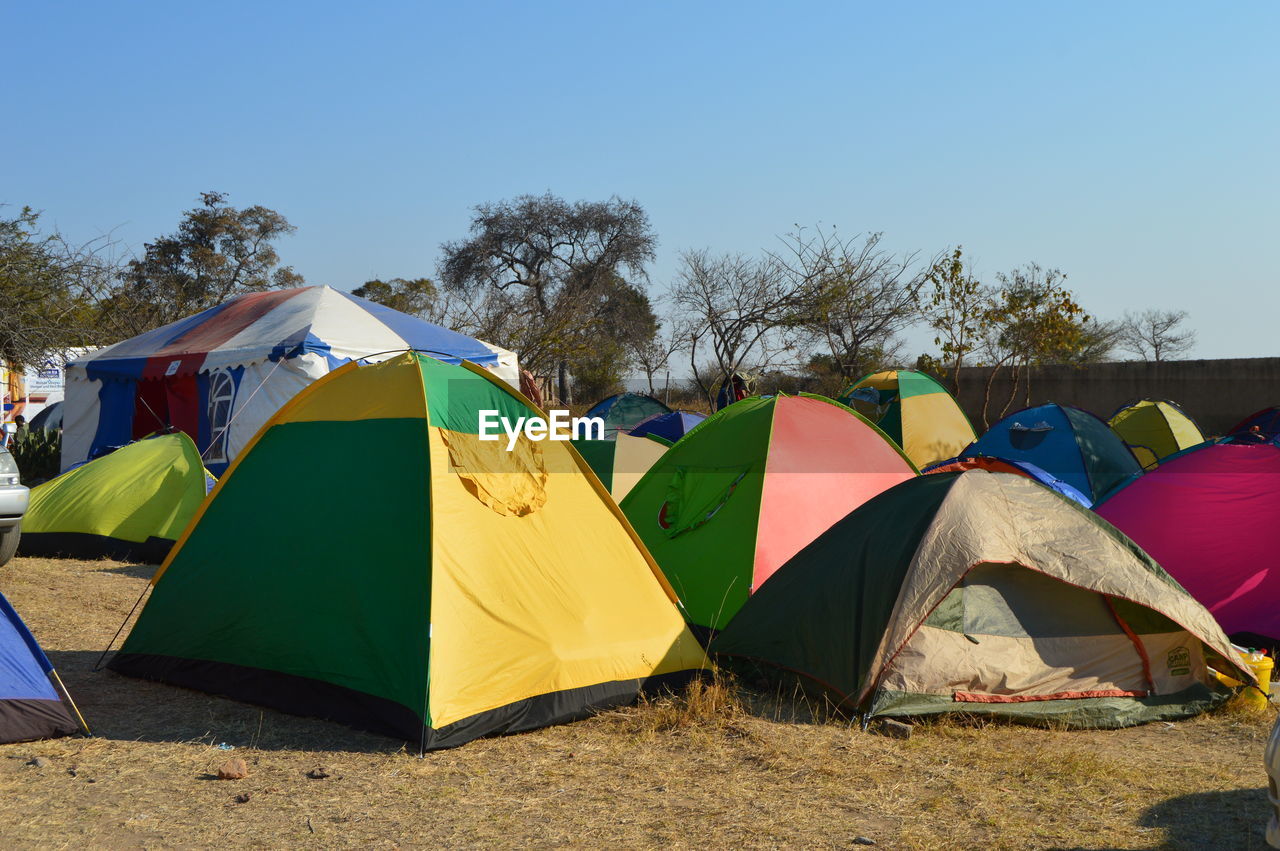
94;584;150;671
49;669;92;736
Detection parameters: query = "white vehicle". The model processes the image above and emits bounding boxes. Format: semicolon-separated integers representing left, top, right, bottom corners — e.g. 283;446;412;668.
0;444;28;565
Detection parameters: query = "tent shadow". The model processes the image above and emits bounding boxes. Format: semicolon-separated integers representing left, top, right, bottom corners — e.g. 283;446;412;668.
97;562;159;581
45;650;408;756
1136;786;1270;850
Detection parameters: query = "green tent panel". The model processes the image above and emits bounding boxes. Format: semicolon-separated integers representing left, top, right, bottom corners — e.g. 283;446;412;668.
712;470;1251;729
19;432;214;563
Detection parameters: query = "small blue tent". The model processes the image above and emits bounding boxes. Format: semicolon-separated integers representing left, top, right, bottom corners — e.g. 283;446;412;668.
628;411;707;443
0;592;84;743
921;455;1093;507
963;403;1142;504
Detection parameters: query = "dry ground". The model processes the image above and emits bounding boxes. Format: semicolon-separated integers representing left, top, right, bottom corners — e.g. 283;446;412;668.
0;556;1273;849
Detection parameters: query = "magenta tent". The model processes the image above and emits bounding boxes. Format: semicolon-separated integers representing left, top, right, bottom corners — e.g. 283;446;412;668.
1095;442;1280;642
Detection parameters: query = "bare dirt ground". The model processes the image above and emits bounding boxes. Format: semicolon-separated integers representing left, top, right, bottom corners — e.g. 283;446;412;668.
0;556;1273;849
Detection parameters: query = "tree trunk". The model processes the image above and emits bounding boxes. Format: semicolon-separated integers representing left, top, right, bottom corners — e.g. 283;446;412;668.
557;361;570;406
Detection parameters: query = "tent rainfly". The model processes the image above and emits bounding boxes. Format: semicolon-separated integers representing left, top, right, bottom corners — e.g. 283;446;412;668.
20;432;214;563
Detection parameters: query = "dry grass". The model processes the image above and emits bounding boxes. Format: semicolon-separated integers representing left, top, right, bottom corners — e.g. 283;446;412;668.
0;556;1274;849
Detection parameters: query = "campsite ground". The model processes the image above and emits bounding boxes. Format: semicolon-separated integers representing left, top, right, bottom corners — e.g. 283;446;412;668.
0;557;1273;849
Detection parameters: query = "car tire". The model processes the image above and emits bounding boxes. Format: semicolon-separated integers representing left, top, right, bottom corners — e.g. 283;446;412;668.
0;521;20;567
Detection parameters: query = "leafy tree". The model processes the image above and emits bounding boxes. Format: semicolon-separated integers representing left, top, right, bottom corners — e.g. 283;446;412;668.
438;193;657;403
104;191;303;338
351;277;437;317
564;275;660;402
0;206;108;368
924;247;988;395
775;228;927;386
1116;309;1196;362
978;264;1093;424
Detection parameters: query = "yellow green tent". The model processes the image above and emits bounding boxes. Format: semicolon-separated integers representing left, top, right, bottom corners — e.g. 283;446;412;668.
109;353;705;748
1108;399;1204;469
837;370;976;468
571;433;670;502
19;432;214;563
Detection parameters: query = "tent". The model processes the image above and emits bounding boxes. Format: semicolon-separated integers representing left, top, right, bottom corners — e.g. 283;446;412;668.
63;286;517;476
0;591;85;743
28;401;62;432
1096;442;1280;643
108;353;705;748
20;432;214;563
921;455;1091;507
1108;399;1204;469
629;411;707;444
572;433;670;502
585;393;672;438
962;402;1141;504
620;394;916;632
837;370;976;468
712;470;1250;728
1230;407;1280;439
715;373;753;410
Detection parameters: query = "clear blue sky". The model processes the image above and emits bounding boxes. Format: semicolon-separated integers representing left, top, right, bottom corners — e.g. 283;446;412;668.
7;1;1277;359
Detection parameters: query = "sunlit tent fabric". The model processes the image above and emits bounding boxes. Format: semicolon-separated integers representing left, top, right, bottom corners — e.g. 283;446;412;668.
0;591;84;743
1108;399;1204;469
1097;442;1280;643
571;433;670;502
62;286;516;476
585;393;671;438
620;394;916;632
20;432;214;563
837;370;976;469
109;353;706;748
1230;407;1280;439
921;455;1091;507
963;402;1141;504
629;411;707;444
712;470;1250;728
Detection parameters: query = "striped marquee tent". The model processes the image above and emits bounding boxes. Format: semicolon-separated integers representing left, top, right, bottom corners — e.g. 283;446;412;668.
63;286;516;475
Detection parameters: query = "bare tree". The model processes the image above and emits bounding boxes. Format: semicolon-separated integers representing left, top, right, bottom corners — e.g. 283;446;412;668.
1116;309;1196;362
670;250;805;405
772;227;928;385
438;193;657;403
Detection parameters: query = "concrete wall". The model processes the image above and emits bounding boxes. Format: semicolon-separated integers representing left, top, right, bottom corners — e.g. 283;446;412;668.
952;357;1280;436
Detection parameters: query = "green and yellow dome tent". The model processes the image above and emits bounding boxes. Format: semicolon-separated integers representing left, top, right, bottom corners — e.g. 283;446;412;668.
108;353;705;749
19;432;215;563
620;394;916;634
571;432;671;502
1107;398;1204;469
712;470;1252;728
837;370;976;469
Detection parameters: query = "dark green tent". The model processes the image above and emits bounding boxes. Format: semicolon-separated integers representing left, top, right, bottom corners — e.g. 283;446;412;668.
712;470;1249;728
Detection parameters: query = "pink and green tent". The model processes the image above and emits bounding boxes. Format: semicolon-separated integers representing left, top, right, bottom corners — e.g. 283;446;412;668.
620;394;916;632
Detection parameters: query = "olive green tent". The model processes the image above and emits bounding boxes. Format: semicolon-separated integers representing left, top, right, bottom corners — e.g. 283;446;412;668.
19;433;214;563
712;470;1251;728
1108;399;1204;469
